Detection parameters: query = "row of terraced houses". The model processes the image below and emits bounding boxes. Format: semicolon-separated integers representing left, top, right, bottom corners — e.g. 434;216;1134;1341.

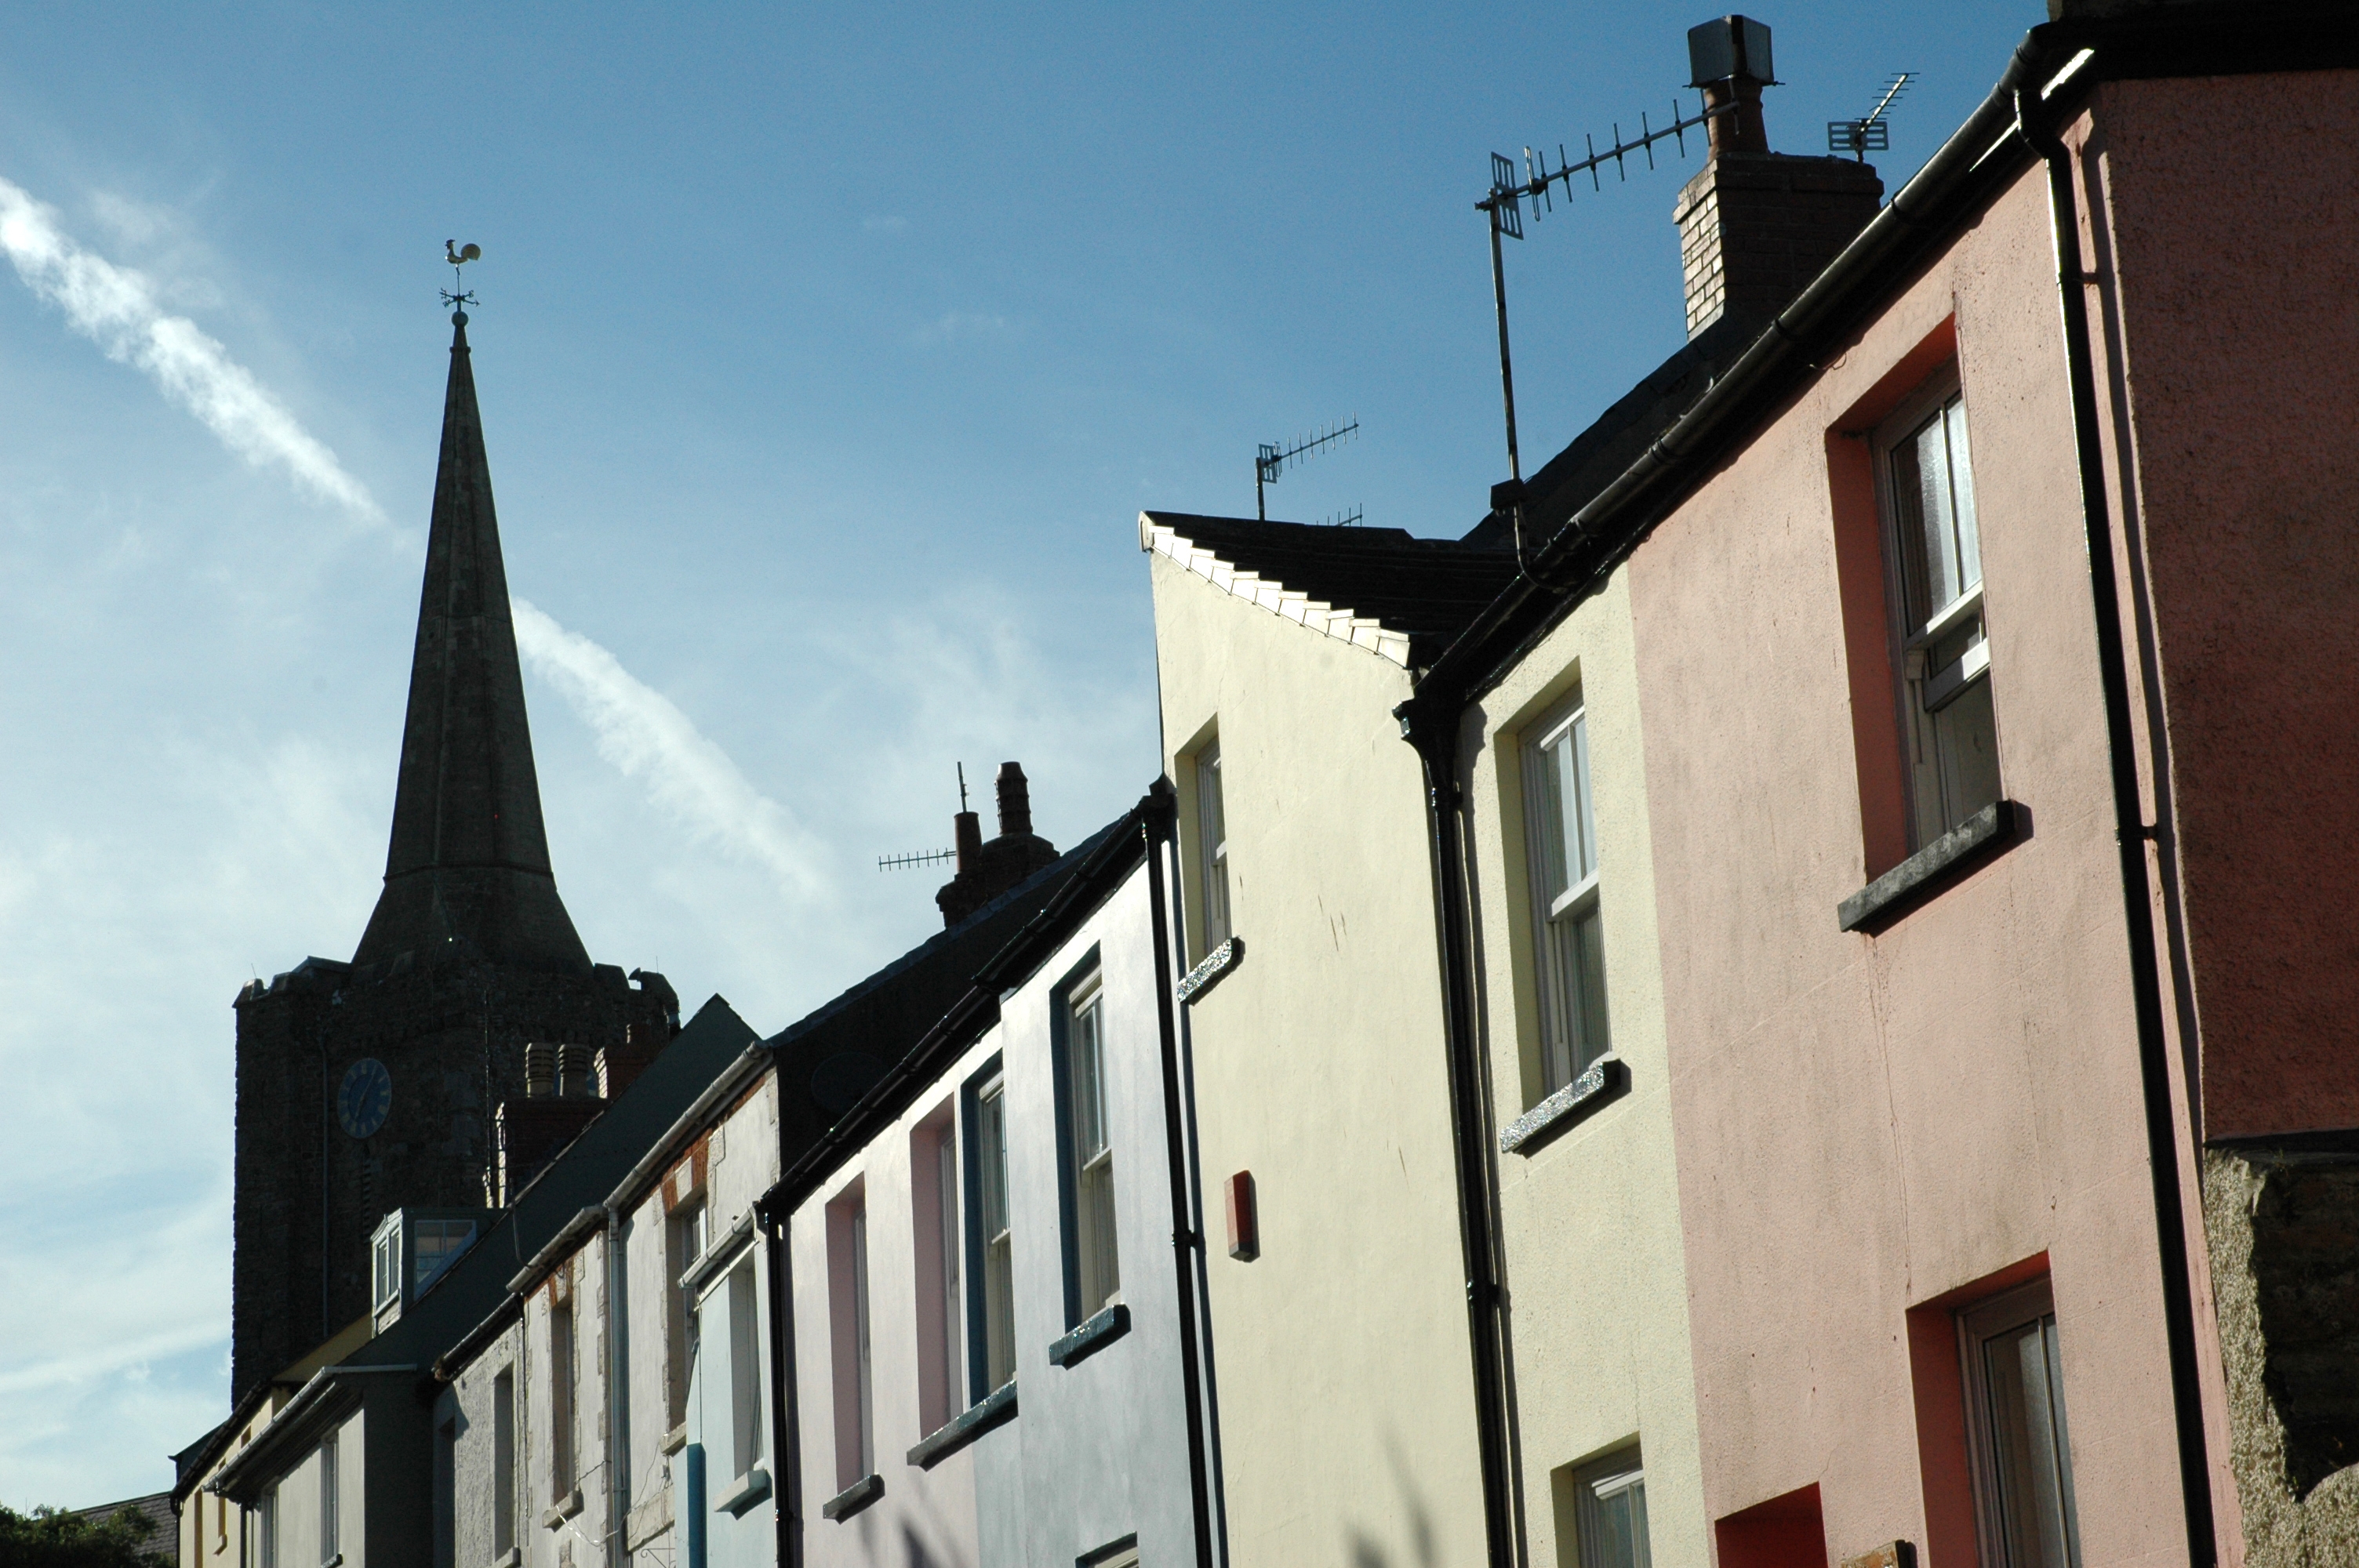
162;5;2359;1567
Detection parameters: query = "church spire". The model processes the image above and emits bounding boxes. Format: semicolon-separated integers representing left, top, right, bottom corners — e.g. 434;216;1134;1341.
352;311;590;971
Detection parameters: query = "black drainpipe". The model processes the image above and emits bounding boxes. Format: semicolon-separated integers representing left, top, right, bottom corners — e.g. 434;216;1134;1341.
1396;694;1516;1568
2016;85;2216;1566
1143;783;1220;1568
763;1192;803;1566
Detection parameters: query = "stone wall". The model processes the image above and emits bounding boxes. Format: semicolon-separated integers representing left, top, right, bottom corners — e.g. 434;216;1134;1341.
231;953;673;1398
2205;1143;2359;1566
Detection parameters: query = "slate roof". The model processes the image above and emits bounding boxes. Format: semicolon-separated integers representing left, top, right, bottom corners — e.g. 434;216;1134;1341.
70;1490;175;1544
1139;513;1518;667
357;991;761;1374
1459;310;1757;553
1140;317;1759;674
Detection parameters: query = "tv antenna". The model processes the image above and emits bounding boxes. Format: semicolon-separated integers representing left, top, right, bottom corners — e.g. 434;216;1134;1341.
1254;419;1358;521
878;763;968;872
1319;505;1365;528
1477;98;1725;495
441;240;482;314
1828;73;1913;161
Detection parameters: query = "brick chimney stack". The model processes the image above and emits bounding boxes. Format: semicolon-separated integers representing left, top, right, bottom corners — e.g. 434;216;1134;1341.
1672;16;1884;339
936;760;1061;927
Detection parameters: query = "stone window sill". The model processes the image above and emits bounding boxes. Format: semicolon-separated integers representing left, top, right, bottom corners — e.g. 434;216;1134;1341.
492;1552;522;1568
906;1380;1018;1471
1838;800;2021;935
821;1473;882;1523
714;1465;770;1518
1499;1055;1629;1156
1177;937;1243;1005
662;1422;689;1456
1049;1302;1129;1368
541;1489;583;1530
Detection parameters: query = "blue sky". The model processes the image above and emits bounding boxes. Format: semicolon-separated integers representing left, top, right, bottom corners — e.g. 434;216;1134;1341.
0;0;2033;1508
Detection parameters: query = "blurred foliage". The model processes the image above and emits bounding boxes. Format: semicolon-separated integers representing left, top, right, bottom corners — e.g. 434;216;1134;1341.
0;1501;173;1567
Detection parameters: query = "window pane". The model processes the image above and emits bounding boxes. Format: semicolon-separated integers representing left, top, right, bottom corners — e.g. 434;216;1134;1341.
852;1207;873;1476
1912;411;1961;613
1571;711;1598;883
1572;1461;1652;1568
979;1080;1016;1391
1983;1314;2081;1568
1526;702;1610;1098
729;1263;762;1475
938;1128;961;1406
1199;747;1231;950
1946;397;1981;594
979;1087;1009;1236
984;1231;1016;1390
1074;997;1107;1163
1535;734;1572;905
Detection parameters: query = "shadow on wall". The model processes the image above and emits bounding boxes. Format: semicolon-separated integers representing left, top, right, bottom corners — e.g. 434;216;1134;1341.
1345;1439;1441;1568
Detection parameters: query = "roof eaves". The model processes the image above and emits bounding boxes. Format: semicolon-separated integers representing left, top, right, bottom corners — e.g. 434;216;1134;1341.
1140;512;1414;668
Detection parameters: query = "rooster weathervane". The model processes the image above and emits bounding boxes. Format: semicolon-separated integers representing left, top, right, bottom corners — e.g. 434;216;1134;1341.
442;241;482;315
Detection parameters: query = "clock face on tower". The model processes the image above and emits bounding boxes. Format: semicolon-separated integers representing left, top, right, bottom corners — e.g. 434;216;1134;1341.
337;1057;392;1140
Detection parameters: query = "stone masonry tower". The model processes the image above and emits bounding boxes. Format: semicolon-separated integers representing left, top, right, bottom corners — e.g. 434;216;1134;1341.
229;309;676;1399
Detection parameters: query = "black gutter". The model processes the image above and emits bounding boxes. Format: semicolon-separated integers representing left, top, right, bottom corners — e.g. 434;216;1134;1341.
1143;782;1219;1568
2016;86;2216;1566
1388;6;2355;1559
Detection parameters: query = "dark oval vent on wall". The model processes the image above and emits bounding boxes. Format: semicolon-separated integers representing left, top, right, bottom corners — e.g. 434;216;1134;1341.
809;1051;889;1115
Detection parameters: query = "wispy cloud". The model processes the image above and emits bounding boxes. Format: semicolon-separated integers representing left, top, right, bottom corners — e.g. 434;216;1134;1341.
0;175;383;522
911;309;1021;347
513;599;831;905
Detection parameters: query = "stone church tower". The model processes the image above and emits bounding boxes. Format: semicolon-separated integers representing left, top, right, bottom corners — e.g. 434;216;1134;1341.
230;310;674;1399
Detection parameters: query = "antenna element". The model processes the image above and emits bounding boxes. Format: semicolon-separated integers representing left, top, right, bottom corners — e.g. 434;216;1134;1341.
1828;73;1914;161
1254;419;1359;521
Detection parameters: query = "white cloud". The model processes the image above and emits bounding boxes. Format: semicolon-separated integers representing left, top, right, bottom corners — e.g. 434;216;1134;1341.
0;175;382;522
513;599;834;907
911;309;1020;347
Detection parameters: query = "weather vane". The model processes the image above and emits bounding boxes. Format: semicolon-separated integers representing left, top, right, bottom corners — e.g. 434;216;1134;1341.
441;240;482;314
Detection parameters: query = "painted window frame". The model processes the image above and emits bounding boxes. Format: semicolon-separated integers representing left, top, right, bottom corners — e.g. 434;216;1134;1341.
491;1365;518;1557
1194;740;1231;956
1519;689;1611;1098
663;1197;709;1431
1958;1276;2083;1568
1052;953;1120;1327
1566;1446;1652;1568
961;1054;1017;1403
549;1274;578;1504
826;1180;875;1489
911;1103;965;1433
725;1257;766;1483
1876;366;2001;848
318;1432;339;1563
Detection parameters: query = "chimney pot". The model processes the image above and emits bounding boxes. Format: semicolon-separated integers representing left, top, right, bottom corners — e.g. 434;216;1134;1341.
996;761;1034;838
1673;15;1880;341
954;810;984;872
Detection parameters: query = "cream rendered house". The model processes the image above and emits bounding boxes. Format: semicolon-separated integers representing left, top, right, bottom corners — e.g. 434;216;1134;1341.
1460;567;1708;1568
1144;511;1492;1566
